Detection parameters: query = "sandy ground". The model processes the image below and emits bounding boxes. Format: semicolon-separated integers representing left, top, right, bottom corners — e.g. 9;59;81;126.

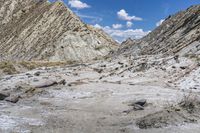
0;55;199;133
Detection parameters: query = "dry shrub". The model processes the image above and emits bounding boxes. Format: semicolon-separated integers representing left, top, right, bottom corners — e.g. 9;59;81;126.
179;92;200;113
0;61;18;74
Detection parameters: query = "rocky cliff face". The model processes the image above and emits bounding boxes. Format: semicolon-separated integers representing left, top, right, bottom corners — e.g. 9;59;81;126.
117;5;200;57
0;0;118;62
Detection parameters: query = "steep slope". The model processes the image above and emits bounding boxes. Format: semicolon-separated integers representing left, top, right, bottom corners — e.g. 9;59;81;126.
117;5;200;57
0;0;118;62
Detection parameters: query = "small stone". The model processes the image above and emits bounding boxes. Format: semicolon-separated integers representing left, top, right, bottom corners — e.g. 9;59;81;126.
118;62;124;65
34;80;58;88
116;81;121;84
168;81;172;83
33;78;39;82
0;92;10;100
172;66;176;68
175;108;181;111
15;85;24;91
180;66;187;70
93;68;103;73
134;99;147;106
28;75;33;78
68;84;72;87
26;73;31;76
5;95;20;103
73;73;78;76
134;104;144;110
101;65;106;67
115;67;119;70
34;71;41;76
58;79;66;85
42;77;49;79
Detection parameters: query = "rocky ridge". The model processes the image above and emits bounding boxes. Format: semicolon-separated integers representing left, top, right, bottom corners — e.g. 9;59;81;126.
117;5;200;57
0;0;118;62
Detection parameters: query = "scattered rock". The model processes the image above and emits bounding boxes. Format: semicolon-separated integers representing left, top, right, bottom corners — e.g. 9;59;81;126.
134;99;147;106
134;104;144;110
67;81;86;86
58;79;66;85
5;95;20;103
26;73;31;76
33;78;39;82
73;73;78;76
15;85;24;91
128;99;147;111
34;80;58;88
28;75;33;78
118;62;124;65
42;77;49;79
174;55;180;63
116;81;121;84
180;66;187;70
34;71;41;76
93;68;103;73
0;92;10;100
100;65;106;67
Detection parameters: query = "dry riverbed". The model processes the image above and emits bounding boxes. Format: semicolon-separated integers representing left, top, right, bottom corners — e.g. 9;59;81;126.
0;55;200;133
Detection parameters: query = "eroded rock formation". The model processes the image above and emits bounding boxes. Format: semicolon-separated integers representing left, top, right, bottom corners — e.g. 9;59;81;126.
0;0;118;62
117;5;200;57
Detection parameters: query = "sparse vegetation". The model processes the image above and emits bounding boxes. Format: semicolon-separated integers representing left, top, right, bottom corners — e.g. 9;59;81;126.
0;61;18;75
94;45;105;51
184;54;200;62
0;60;77;75
19;61;77;70
179;92;200;113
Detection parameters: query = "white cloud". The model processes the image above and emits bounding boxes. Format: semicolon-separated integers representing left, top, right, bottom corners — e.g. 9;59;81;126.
126;21;133;28
94;24;150;42
156;19;165;27
117;9;142;21
94;24;102;29
68;0;90;10
76;13;102;23
112;24;123;29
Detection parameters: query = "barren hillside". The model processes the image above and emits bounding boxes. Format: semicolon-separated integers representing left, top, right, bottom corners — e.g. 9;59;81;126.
117;5;200;57
0;0;118;62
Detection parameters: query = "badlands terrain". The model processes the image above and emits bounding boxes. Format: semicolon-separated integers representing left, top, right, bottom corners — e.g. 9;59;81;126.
0;0;200;133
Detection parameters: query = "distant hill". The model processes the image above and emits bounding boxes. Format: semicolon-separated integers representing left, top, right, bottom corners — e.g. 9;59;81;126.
117;5;200;57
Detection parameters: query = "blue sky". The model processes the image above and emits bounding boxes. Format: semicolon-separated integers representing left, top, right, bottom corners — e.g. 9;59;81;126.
50;0;200;42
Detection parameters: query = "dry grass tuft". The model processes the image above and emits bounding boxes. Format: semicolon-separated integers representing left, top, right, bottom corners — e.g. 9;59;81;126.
0;61;18;75
0;60;77;75
179;92;200;113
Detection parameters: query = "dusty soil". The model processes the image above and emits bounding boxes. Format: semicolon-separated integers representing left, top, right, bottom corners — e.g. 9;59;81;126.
0;55;199;133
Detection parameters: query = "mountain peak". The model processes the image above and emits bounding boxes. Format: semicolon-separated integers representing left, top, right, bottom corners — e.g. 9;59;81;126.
0;0;118;62
116;4;200;57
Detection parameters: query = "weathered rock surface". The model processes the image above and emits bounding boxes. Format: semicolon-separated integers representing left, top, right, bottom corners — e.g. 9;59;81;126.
0;54;199;133
5;95;20;103
0;92;10;100
0;0;118;62
117;5;200;57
